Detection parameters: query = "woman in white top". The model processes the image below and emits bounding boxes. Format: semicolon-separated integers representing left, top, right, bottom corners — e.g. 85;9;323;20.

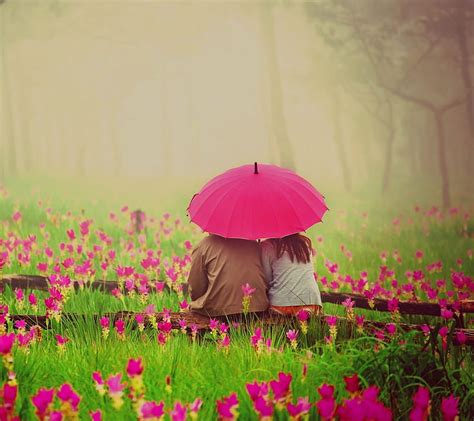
260;233;322;315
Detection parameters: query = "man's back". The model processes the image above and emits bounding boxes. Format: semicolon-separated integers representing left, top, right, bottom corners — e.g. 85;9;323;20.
188;235;269;316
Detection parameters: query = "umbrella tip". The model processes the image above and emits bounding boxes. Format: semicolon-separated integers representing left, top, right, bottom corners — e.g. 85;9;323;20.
254;162;259;174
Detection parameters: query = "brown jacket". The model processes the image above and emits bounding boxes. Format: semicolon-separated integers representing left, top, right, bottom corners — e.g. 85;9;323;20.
188;235;269;316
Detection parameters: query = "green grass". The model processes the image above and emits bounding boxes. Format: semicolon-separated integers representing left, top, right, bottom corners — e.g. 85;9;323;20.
0;181;473;420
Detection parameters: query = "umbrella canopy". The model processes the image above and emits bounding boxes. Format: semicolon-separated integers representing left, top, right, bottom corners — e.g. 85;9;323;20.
187;162;328;240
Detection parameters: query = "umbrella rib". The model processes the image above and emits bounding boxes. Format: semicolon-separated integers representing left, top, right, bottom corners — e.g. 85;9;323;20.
277;178;328;222
189;176;246;216
201;179;248;234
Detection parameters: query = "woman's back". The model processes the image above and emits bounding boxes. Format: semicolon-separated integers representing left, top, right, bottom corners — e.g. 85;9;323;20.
260;239;322;307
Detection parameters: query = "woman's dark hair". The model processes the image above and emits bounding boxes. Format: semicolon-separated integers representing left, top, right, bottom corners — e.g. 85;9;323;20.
270;233;312;264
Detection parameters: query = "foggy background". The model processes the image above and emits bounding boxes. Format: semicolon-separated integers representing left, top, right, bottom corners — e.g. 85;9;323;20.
1;0;473;212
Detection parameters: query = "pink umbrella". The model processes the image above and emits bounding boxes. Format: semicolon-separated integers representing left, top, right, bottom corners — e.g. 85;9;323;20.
187;162;328;240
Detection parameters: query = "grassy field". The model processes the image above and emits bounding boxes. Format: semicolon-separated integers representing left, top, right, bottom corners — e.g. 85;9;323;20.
0;180;473;420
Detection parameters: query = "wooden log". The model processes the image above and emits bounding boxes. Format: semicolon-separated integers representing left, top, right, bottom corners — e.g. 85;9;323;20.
10;311;474;346
1;274;473;317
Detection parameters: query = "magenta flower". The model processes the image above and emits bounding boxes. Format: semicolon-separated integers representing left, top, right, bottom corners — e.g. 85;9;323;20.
439;326;449;338
107;373;125;394
270;372;292;404
14;288;24;302
57;383;81;411
344;374;360;394
115;319;125;336
410;386;430;421
32;388;54;419
456;331;467;345
92;371;104;386
254;396;274;418
296;309;310;322
216;392;239;420
325;316;337;327
140;401;165;419
189;398;203;414
49;411;63;421
0;333;15;355
2;382;17;409
286;329;298;342
90;410;102;421
29;293;38;306
386;323;396;336
441;394;459;421
99;317;109;329
55;335;68;347
14;320;26;330
241;283;256;297
170;401;187;421
127;358;144;377
287;397;311;418
246;381;269;402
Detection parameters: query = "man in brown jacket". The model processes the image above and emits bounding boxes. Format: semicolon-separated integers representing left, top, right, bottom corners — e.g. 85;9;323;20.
188;234;269;316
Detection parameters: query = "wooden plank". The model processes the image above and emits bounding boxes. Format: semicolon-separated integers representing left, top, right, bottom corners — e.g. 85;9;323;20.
1;274;473;317
9;311;474;346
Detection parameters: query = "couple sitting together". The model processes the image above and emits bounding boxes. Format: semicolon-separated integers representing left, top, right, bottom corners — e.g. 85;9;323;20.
187;233;322;317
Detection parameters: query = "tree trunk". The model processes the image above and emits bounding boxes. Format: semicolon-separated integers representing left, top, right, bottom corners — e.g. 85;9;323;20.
259;4;295;170
455;0;474;171
332;88;352;192
434;111;450;209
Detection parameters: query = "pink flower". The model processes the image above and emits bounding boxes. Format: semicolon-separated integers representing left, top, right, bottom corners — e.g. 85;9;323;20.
441;394;459;421
49;411;63;421
100;317;109;329
410;386;430;421
254;396;274;418
14;319;26;330
287;397;311;418
107;373;125;394
140;401;165;419
55;335;68;346
286;329;298;342
127;358;144;377
439;326;449;338
57;383;81;411
297;309;310;322
90;410;102;421
241;283;256;297
12;211;22;223
387;298;399;313
456;331;467;345
32;388;54;419
270;372;292;404
325;315;337;327
3;382;17;409
216;392;239;420
190;398;203;414
92;371;104;386
440;308;453;320
386;323;396;336
0;333;15;355
344;374;360;394
246;381;269;402
14;288;24;302
115;319;125;335
170;401;187;421
29;293;38;306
